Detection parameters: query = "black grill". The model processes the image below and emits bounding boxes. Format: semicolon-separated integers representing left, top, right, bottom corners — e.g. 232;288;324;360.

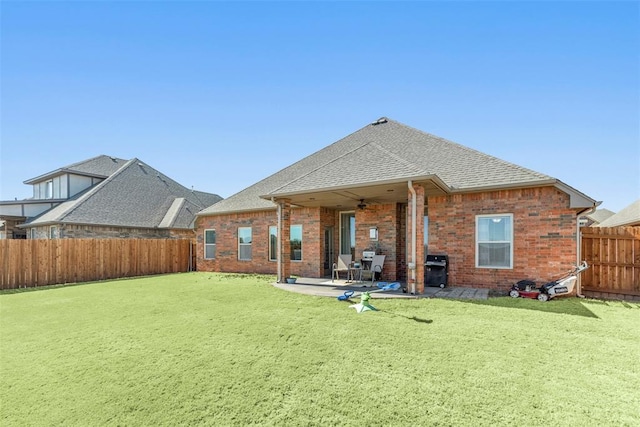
425;254;448;288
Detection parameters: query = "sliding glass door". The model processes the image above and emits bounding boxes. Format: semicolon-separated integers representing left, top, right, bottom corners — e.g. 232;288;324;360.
340;212;355;258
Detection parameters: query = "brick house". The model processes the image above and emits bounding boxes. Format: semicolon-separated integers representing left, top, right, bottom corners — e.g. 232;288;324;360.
195;118;597;293
0;155;222;239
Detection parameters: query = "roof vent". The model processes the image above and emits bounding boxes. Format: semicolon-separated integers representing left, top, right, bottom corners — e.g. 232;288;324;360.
371;117;388;126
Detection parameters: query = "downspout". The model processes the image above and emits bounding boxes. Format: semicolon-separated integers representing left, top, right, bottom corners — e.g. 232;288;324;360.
576;202;600;298
408;181;417;294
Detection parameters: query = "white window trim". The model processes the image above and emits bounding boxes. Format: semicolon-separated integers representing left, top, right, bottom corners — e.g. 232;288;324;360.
238;227;252;261
204;229;216;260
49;225;58;239
475;213;513;269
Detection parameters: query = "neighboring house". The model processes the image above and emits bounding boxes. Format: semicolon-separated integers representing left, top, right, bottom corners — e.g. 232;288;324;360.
597;199;640;227
195;117;597;293
579;208;615;227
0;155;222;239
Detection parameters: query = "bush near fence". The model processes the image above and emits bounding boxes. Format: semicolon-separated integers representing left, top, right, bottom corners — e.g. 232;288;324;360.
0;238;195;290
581;226;640;301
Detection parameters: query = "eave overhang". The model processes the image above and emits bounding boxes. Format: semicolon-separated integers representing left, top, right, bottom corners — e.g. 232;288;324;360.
260;175;451;209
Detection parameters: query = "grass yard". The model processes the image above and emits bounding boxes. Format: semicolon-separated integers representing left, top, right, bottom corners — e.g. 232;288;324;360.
1;273;639;426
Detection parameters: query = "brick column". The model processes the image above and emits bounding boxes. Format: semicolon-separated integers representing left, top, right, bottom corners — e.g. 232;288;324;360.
407;183;426;294
277;199;291;283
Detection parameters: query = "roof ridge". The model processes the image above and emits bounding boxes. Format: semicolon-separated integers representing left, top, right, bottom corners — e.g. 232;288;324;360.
56;158;135;221
62;154;112;170
158;197;186;228
268;141;370;195
367;139;430;177
385;118;551;181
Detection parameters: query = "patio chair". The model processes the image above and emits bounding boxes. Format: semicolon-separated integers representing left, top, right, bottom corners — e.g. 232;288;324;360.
360;255;385;285
332;254;353;282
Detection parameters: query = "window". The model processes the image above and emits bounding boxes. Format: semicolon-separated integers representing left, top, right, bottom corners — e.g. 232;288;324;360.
45;180;53;199
49;225;58;239
340;212;355;257
476;214;513;268
290;225;302;261
269;226;277;261
204;229;216;259
30;229;36;239
238;227;252;260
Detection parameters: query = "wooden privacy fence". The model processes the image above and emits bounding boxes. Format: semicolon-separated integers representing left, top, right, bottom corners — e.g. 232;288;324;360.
581;227;640;300
0;238;195;290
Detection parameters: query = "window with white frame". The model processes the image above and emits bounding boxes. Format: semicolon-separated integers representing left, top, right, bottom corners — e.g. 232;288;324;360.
49;225;58;239
45;180;54;199
238;227;252;261
268;226;277;262
290;225;302;261
476;214;513;268
30;229;36;239
204;229;216;259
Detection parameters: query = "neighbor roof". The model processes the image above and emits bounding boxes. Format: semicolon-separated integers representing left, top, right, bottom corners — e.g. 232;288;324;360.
598;200;640;227
24;155;128;184
198;117;594;215
582;208;615;224
23;158;222;229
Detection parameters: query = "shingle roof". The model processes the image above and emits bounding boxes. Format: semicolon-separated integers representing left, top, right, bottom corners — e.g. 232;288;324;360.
198;118;579;215
583;208;616;224
23;155;128;184
598;200;640;227
25;158;222;229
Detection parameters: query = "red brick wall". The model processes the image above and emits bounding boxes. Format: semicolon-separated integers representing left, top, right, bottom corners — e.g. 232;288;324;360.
355;204;400;281
196;185;579;291
196;207;326;278
196;205;405;281
196;210;277;274
427;187;578;290
320;208;337;275
290;207;322;278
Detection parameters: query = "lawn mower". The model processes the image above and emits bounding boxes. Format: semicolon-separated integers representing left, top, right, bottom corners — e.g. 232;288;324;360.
509;261;589;302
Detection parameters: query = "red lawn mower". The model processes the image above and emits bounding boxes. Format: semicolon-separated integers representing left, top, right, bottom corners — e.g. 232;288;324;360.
509;261;589;302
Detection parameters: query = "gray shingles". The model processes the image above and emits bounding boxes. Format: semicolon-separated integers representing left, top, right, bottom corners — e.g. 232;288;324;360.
26;158;222;229
24;155;128;184
199;118;555;215
598;200;640;227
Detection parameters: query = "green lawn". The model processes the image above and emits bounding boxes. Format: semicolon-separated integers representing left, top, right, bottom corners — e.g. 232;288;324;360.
1;273;639;426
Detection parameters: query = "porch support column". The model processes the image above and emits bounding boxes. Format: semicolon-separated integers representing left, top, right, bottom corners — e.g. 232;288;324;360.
407;182;426;294
277;199;292;283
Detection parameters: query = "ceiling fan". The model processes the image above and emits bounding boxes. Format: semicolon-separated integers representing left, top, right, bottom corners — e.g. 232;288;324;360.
357;199;367;210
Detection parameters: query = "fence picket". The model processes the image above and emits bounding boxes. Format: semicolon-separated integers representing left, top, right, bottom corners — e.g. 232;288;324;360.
0;239;194;289
581;226;640;300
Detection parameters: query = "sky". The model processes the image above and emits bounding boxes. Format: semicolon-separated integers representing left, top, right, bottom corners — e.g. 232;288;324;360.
1;1;638;213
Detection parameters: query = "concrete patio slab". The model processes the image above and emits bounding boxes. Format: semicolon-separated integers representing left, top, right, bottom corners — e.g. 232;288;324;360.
274;278;488;300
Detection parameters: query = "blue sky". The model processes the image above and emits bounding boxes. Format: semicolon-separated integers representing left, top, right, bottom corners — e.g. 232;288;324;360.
1;1;638;212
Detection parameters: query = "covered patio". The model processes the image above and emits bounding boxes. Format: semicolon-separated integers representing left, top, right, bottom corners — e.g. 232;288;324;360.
267;177;445;294
274;277;489;300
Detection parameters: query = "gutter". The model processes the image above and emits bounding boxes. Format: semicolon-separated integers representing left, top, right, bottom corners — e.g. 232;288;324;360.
260;174;451;200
